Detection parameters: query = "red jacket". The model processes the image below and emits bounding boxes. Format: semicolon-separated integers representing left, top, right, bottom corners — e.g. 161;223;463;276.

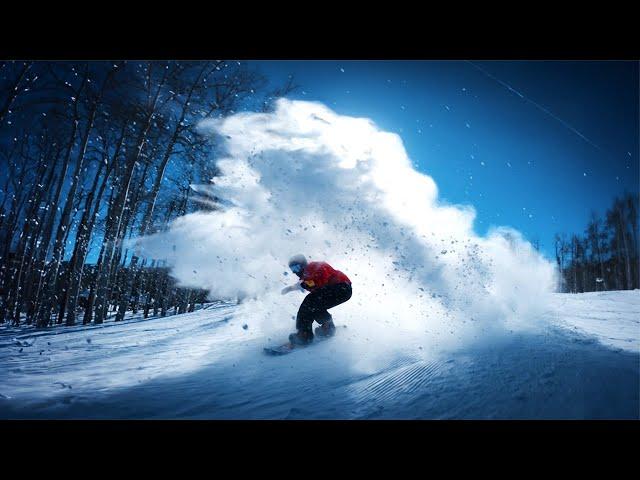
300;262;351;291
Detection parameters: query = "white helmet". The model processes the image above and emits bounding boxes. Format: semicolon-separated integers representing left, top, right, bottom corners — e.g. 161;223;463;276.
288;254;307;273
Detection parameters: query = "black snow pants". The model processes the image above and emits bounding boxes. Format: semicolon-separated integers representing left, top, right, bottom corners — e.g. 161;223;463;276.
296;282;352;335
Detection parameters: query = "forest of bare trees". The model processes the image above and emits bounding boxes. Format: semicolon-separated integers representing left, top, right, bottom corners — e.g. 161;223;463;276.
1;60;636;330
0;60;294;328
554;193;639;293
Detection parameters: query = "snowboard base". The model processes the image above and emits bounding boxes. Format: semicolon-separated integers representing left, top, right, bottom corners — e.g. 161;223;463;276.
263;329;338;356
263;343;297;356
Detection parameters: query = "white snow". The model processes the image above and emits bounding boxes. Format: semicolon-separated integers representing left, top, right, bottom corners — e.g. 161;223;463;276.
547;290;640;352
136;99;557;364
0;291;637;419
0;302;237;400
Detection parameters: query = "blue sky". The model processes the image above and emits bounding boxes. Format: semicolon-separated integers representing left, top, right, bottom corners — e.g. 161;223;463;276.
251;60;639;258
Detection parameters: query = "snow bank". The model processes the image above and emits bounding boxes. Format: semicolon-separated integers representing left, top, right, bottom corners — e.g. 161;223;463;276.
136;99;557;366
550;289;640;353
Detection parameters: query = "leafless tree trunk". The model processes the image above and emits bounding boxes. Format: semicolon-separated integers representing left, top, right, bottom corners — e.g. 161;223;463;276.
609;199;632;290
94;64;169;324
0;61;32;124
138;63;208;238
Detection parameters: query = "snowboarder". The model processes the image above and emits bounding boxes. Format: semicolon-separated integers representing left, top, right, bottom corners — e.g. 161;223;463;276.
281;254;352;346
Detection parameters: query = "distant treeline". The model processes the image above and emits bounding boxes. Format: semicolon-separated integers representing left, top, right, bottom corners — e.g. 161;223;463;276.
554;192;639;293
0;60;295;328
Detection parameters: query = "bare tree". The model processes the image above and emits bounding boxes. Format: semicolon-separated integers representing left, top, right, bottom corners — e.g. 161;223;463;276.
0;61;32;124
0;60;296;330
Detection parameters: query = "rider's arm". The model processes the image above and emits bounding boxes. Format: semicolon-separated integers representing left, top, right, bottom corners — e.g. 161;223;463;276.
281;282;305;295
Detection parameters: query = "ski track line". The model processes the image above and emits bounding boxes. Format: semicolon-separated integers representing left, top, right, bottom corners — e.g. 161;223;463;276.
346;358;447;405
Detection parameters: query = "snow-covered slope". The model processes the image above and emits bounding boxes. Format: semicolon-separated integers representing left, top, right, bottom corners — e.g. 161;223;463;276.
548;290;639;352
0;291;638;419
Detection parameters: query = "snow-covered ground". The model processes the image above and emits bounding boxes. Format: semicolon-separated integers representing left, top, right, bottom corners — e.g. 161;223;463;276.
549;290;639;352
0;291;638;419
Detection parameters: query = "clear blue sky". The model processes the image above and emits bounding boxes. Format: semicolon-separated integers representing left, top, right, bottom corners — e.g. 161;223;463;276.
250;60;639;259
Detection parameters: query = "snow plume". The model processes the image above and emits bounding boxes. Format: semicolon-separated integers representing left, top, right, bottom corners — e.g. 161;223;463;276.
137;99;556;362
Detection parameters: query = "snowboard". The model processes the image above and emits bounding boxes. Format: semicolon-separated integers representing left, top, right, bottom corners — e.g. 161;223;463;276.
263;328;338;356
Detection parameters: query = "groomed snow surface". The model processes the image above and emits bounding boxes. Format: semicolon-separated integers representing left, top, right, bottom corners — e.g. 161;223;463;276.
0;290;638;419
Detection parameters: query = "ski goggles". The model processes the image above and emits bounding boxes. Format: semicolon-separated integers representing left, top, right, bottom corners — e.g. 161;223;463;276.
290;264;303;274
